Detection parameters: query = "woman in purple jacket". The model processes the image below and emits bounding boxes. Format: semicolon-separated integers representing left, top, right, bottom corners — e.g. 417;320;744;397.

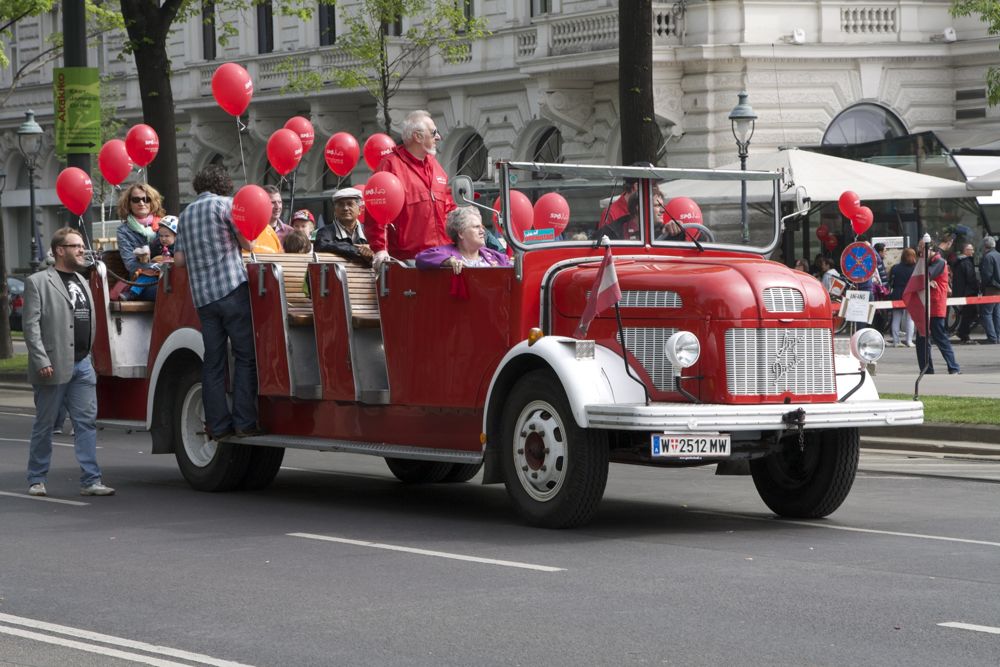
415;206;510;274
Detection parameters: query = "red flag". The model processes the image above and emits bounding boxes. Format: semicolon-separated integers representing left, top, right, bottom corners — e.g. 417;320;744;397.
902;252;928;336
575;246;622;338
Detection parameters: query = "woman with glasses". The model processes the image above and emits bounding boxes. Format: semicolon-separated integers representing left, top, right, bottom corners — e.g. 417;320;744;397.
116;183;166;275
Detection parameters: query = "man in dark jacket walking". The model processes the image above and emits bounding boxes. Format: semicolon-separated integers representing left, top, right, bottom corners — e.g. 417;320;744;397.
953;242;980;343
979;236;1000;344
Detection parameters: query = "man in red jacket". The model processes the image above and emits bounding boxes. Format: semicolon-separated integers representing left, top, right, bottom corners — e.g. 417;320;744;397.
908;237;960;375
369;110;455;268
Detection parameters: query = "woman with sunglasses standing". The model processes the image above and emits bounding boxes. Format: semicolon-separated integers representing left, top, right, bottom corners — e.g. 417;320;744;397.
116;183;166;275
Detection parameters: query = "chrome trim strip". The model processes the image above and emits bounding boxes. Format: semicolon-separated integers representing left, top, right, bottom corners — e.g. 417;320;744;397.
226;434;483;464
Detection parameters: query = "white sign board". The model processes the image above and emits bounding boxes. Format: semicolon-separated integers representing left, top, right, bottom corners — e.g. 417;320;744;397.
872;236;905;249
840;289;873;323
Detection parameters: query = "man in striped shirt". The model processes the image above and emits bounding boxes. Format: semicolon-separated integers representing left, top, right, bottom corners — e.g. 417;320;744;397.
175;165;262;439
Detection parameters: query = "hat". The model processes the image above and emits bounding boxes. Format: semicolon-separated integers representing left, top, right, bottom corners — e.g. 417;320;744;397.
332;187;363;202
292;209;315;223
159;215;179;234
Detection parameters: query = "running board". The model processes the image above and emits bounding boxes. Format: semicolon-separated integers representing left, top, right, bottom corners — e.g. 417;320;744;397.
97;419;147;432
222;433;482;464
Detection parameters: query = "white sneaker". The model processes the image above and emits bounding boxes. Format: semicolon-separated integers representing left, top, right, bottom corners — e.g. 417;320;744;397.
28;483;46;497
80;482;115;496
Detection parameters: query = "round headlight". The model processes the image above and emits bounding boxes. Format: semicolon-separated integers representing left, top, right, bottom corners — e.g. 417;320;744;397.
664;331;701;370
850;328;885;363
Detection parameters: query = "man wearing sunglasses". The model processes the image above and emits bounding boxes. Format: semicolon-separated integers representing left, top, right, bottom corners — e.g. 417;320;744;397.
368;109;456;270
24;227;114;497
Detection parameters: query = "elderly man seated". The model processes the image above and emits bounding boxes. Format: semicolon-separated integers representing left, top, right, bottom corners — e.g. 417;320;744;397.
314;187;373;263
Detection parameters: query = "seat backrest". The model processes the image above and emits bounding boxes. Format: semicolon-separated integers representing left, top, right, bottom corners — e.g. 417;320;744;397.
101;250;129;287
247;252;378;322
248;253;312;316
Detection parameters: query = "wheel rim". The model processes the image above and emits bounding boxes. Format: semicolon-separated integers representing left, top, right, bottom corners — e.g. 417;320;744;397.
512;400;567;502
180;382;216;468
764;441;821;491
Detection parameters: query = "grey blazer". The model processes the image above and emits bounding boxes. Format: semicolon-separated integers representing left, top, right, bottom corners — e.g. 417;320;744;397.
22;267;97;386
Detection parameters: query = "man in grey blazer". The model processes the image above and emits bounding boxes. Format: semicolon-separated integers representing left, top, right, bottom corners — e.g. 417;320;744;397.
24;227;114;497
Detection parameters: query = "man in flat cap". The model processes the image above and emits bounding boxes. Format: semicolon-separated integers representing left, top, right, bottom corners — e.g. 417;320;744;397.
314;187;373;262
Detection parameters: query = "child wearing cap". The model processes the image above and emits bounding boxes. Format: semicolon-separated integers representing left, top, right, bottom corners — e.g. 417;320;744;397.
291;209;316;240
155;215;179;263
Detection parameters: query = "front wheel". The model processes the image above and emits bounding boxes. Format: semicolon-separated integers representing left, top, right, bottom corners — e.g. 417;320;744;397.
171;366;251;492
750;428;859;518
500;370;608;528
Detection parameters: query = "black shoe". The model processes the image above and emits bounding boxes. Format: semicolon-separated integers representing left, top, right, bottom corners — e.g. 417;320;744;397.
958;339;978;345
235;426;267;438
949;369;962;375
208;429;234;441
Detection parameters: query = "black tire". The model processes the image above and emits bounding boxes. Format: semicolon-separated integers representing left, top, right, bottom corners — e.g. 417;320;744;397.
442;462;483;483
238;446;285;491
384;458;454;483
750;427;859;518
499;369;609;528
172;365;252;492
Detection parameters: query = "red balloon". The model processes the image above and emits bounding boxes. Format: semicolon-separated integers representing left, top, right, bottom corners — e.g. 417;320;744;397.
824;235;839;250
363;133;396;171
211;62;254;116
533;192;570;235
325;132;360;177
98;139;133;186
232;185;272;240
363;172;405;224
838;190;861;218
664;197;703;226
815;223;830;240
492;190;533;242
56;167;93;216
124;124;159;168
851;206;874;235
284;116;315;153
267;129;303;176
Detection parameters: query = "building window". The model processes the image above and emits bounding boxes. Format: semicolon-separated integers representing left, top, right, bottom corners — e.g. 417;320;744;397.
530;0;551;17
382;14;403;37
318;2;336;46
257;0;274;54
456;132;487;180
202;0;217;60
533;126;563;162
822;103;906;145
457;0;473;20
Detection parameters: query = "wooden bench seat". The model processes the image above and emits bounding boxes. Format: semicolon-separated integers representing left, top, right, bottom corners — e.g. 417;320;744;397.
109;300;156;313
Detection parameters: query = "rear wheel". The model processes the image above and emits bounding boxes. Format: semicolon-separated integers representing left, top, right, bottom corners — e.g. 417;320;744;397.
384;458;453;483
750;428;858;518
500;370;608;528
171;366;251;492
442;462;483;483
238;446;285;490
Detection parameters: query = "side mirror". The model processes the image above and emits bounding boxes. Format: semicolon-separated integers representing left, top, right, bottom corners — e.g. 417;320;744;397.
794;186;810;216
452;175;475;207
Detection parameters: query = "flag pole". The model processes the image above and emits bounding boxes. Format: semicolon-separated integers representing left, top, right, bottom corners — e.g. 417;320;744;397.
914;233;932;399
613;301;651;406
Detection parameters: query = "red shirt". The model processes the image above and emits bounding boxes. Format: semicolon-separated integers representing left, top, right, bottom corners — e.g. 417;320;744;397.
366;146;455;260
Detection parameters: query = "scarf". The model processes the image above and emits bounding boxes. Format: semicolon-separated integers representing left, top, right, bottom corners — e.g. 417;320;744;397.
127;214;159;242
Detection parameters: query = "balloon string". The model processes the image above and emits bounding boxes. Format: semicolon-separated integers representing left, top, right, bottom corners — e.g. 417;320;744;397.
236;116;248;184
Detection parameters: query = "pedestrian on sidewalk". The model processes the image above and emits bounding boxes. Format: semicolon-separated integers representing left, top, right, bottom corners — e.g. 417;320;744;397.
953;242;980;344
906;237;960;375
24;227;114;497
979;236;1000;344
889;247;916;347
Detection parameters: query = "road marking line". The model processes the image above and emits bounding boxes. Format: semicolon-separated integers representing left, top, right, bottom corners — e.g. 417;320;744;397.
0;491;89;506
288;532;566;572
693;511;1000;548
0;613;255;666
938;622;1000;635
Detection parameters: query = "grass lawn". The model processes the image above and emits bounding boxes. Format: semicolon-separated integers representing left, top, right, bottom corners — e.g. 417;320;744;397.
0;353;27;374
882;393;1000;425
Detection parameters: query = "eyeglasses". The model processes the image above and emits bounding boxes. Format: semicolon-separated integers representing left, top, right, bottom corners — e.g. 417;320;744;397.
61;243;86;249
130;196;150;204
424;128;442;139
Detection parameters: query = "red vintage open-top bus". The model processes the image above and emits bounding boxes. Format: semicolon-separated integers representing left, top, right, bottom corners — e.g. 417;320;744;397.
91;161;922;527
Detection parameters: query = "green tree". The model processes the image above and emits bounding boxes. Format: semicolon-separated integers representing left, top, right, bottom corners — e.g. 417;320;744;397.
325;0;488;134
951;0;1000;105
618;0;659;165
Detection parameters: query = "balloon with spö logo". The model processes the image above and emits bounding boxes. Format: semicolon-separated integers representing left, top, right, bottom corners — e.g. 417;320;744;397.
98;139;133;186
267;128;303;176
211;63;254;116
363;172;404;224
664;197;703;226
492;190;533;243
231;185;271;240
125;124;159;168
532;192;570;236
325;132;360;177
283;116;315;154
363;133;396;171
56;167;93;216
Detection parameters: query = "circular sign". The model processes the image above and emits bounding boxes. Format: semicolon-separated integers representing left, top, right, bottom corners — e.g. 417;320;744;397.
840;241;877;283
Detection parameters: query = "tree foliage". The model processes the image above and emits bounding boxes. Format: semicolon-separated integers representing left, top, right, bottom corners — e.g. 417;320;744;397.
950;0;1000;105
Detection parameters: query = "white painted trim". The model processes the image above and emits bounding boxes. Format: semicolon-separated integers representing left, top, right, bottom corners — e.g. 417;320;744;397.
145;328;204;429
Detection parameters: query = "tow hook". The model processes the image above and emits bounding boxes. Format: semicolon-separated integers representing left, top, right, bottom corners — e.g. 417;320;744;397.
782;407;807;451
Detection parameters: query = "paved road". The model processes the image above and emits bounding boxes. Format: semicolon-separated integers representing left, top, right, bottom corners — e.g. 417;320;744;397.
2;405;999;666
863;336;1000;398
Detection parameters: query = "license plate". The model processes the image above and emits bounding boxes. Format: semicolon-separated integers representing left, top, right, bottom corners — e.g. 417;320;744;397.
651;434;731;458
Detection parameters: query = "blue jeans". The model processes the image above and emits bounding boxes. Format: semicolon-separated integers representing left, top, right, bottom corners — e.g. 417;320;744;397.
981;301;1000;343
197;282;258;436
27;356;101;486
915;317;960;374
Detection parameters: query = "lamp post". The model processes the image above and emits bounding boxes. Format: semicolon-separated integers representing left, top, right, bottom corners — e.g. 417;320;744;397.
17;110;44;273
728;91;757;244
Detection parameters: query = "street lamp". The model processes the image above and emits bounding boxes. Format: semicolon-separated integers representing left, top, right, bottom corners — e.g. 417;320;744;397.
728;91;757;244
17;110;44;273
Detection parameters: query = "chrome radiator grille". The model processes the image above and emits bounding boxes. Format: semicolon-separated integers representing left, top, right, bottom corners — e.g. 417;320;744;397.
762;287;804;313
623;328;678;391
588;290;681;308
726;328;835;396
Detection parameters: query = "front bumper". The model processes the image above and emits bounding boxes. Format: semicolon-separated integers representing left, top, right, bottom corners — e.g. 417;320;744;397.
585;399;923;432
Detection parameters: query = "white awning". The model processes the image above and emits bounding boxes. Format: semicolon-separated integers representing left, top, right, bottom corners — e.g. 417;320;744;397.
659;148;990;205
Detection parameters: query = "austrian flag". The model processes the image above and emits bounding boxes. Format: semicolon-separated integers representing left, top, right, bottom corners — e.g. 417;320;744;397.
575;246;622;338
902;252;928;336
